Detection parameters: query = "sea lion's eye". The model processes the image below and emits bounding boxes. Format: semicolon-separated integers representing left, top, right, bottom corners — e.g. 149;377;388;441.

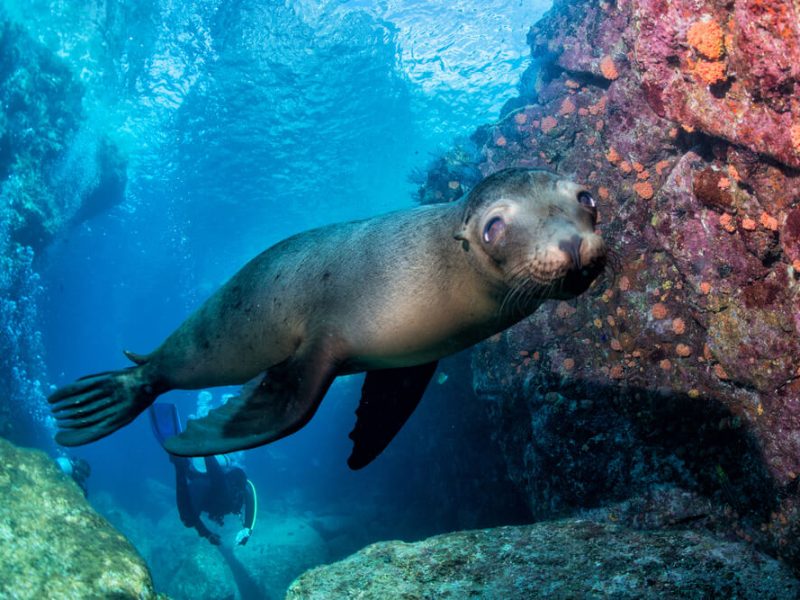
577;191;596;208
577;191;598;225
482;217;506;244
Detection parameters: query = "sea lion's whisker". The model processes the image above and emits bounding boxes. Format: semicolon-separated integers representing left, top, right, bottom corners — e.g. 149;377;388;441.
499;265;532;316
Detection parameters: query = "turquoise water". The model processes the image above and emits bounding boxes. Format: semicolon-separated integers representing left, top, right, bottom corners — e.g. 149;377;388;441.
2;1;550;597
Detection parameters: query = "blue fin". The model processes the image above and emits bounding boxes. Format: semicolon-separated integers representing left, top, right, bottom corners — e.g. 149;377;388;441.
149;403;183;448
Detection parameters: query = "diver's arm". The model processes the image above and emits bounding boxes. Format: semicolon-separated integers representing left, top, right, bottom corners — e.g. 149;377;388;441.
192;517;220;545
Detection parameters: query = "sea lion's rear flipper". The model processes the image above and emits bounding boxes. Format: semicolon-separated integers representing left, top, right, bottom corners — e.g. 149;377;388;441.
49;367;163;446
164;346;339;456
347;361;438;470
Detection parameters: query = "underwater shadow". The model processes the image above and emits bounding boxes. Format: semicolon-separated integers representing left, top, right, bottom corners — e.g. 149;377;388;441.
216;544;271;600
484;374;788;523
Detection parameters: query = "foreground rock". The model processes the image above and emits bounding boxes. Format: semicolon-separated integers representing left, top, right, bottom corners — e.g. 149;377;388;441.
287;519;800;599
0;437;156;599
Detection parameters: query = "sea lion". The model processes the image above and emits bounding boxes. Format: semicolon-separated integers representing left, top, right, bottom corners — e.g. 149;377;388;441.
49;168;606;469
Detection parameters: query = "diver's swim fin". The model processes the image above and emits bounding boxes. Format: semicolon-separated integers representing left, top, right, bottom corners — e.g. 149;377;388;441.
164;346;339;457
149;403;183;448
48;367;165;446
347;361;438;470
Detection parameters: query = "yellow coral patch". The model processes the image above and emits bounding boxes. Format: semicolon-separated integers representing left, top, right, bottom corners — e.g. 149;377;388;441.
633;181;654;199
759;212;779;231
687;20;725;60
651;302;668;319
540;116;558;133
559;97;576;115
599;55;619;80
692;59;727;85
791;124;800;155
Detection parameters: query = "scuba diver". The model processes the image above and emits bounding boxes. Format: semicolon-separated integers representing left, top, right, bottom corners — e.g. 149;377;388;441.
55;455;91;497
150;402;257;546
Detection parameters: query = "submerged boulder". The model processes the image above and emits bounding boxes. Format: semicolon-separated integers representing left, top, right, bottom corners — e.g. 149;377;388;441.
286;519;800;599
0;437;156;599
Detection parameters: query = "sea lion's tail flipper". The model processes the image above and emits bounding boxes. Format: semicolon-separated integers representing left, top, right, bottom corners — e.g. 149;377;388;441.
164;345;339;457
48;367;164;447
347;361;438;470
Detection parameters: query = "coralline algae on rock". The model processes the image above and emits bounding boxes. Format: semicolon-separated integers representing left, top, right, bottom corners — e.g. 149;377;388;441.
286;519;800;599
0;437;156;599
422;0;800;578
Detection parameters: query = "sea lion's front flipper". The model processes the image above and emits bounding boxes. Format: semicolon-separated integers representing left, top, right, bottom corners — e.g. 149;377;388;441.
347;361;438;470
49;367;165;447
164;345;339;457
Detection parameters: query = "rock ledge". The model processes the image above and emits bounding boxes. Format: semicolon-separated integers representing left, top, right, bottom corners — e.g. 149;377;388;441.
287;519;799;599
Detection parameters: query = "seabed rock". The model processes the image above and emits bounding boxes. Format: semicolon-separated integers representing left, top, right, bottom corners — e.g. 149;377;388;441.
287;519;800;599
0;437;156;599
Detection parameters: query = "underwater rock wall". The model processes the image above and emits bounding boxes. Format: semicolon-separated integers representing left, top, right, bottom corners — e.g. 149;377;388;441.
0;12;127;447
423;0;800;572
0;437;156;598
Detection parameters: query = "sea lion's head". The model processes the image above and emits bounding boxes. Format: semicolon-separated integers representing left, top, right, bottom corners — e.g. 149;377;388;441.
455;168;607;311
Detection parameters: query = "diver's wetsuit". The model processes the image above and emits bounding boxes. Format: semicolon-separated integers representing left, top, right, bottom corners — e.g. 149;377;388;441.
150;402;257;545
172;454;256;545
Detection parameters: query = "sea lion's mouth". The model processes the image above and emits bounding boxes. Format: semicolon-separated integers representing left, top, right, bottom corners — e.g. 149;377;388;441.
498;254;605;316
559;254;607;298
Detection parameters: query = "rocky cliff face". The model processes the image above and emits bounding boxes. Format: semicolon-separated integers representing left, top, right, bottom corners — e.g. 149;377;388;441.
0;12;127;447
422;0;800;572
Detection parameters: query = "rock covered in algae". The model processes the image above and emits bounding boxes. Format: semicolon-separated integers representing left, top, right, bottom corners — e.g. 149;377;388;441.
286;519;799;599
415;0;800;574
0;437;156;599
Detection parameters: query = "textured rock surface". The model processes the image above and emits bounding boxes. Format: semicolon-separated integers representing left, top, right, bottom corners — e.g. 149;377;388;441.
419;0;800;575
0;437;156;599
286;519;800;599
0;13;127;249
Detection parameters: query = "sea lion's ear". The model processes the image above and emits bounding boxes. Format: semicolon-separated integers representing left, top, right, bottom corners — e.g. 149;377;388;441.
453;230;470;251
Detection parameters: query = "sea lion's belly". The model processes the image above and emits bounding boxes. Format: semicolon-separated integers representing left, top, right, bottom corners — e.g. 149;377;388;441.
335;277;501;370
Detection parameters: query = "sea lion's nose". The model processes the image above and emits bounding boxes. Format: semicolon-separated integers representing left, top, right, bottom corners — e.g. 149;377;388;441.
558;235;583;269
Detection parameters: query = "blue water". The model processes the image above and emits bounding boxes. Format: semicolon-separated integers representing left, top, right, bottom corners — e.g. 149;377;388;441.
5;0;550;596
